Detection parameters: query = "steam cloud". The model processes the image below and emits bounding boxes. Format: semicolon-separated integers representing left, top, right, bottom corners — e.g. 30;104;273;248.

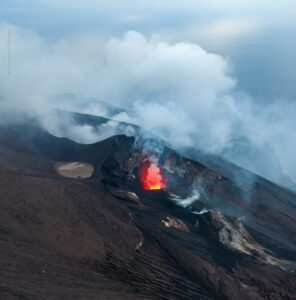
0;22;295;190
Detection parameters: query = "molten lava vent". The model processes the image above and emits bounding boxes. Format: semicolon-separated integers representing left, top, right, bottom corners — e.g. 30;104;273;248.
140;160;166;191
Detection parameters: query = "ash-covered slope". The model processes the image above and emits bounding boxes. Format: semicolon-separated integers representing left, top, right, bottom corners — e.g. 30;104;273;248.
0;122;295;300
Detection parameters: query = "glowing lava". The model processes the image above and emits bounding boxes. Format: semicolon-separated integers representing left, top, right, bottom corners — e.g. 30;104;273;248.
140;161;166;191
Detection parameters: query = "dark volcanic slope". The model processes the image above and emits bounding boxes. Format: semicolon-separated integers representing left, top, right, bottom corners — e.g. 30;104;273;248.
0;124;295;300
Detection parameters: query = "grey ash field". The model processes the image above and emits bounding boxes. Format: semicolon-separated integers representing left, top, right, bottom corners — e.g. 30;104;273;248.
0;114;295;300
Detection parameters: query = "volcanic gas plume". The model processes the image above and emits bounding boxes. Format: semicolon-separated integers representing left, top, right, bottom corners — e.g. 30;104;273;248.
140;160;166;191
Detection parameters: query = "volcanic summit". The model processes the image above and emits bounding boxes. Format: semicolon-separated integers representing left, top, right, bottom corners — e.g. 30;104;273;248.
0;114;295;300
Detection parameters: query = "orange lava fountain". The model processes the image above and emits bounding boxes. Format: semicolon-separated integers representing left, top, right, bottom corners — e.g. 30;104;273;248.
140;161;166;191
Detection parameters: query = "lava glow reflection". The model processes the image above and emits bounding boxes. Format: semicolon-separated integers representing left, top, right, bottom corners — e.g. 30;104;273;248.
140;161;166;191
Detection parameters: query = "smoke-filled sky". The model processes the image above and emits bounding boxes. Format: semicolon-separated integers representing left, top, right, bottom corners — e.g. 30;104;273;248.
0;0;296;190
2;0;296;99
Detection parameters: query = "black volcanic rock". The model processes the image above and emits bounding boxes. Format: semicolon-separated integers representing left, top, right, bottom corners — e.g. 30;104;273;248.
0;122;295;300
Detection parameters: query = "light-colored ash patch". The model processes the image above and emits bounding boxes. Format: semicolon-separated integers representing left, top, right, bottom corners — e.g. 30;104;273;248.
54;162;94;179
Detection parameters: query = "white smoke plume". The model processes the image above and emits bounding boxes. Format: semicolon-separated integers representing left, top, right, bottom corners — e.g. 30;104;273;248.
170;190;200;208
0;22;295;190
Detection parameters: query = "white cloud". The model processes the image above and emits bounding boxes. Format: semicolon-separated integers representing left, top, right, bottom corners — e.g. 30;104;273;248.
201;18;260;41
0;22;296;189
